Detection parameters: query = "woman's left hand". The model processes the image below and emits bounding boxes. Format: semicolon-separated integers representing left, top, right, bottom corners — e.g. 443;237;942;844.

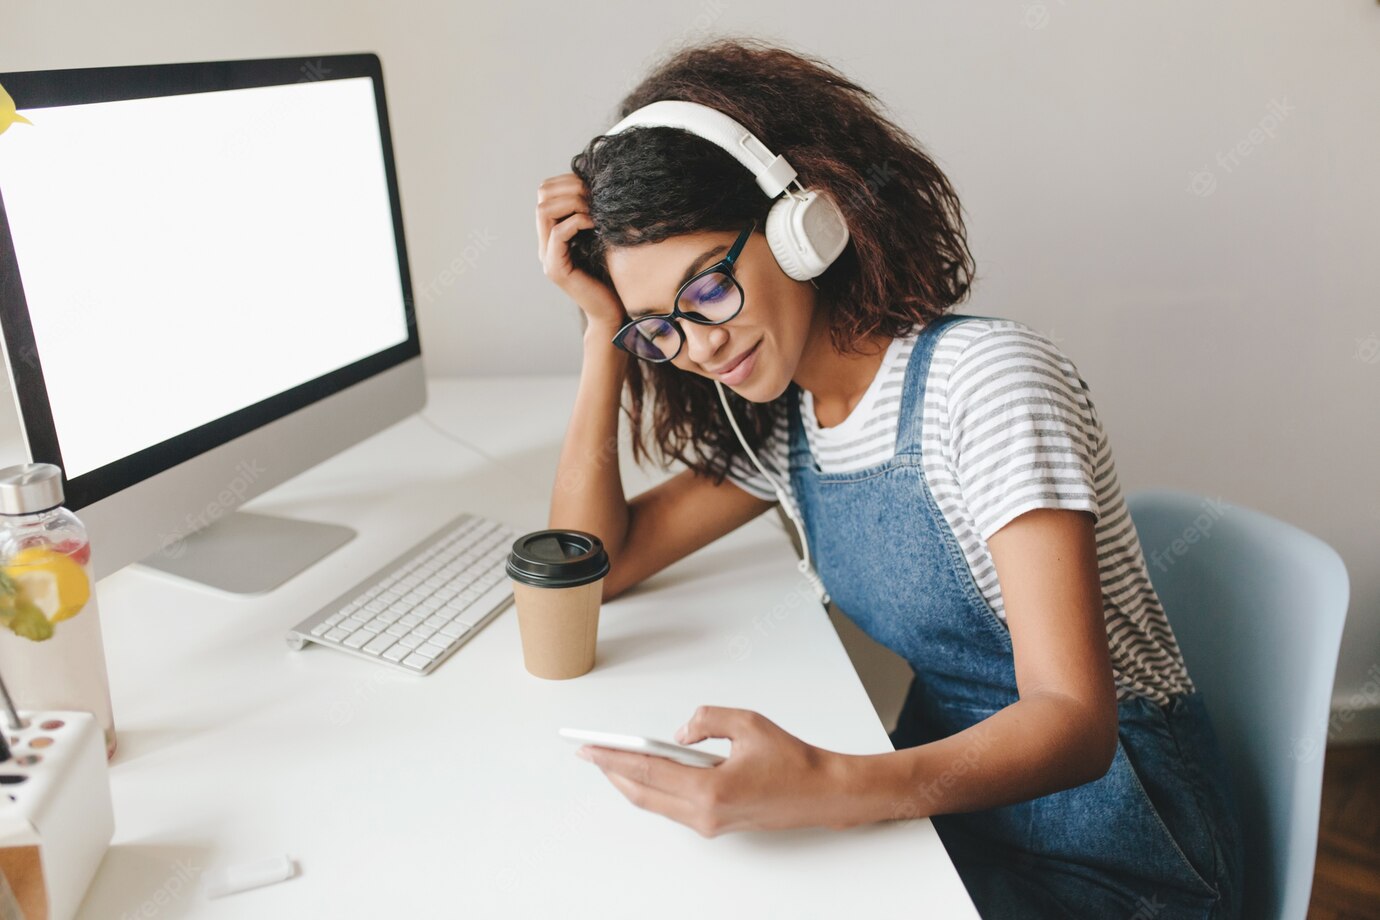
577;706;852;837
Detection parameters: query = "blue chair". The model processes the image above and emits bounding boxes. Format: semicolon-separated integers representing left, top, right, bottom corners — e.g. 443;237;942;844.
1126;490;1350;920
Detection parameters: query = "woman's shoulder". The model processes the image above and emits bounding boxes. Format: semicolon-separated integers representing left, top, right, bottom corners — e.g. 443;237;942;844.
927;316;1087;397
929;315;1067;360
921;315;1100;451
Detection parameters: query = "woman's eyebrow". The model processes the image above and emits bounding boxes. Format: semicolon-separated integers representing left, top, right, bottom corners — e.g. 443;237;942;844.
627;244;730;319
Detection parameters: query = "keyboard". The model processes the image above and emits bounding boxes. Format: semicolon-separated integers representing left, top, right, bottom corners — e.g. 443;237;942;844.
286;512;516;674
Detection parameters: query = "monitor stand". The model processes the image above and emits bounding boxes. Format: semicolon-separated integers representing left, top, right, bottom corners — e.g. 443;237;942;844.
136;510;356;595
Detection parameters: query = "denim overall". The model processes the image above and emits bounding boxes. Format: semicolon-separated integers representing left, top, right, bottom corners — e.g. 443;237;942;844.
785;314;1243;918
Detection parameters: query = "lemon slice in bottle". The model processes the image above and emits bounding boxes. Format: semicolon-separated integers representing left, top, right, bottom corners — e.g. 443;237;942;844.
3;546;91;623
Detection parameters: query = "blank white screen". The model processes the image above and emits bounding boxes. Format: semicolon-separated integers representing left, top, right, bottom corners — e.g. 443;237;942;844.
0;76;410;478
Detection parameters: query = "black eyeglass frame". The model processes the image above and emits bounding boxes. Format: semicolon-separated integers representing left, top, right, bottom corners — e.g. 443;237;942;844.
610;221;756;363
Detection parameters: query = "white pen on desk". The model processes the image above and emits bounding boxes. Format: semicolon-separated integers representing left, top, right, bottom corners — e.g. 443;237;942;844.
205;855;297;899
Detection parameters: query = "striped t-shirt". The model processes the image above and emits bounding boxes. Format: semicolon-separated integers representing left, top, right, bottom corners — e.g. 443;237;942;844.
726;317;1194;705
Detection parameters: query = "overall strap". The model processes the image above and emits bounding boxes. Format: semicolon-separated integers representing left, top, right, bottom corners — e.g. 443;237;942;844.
893;313;980;457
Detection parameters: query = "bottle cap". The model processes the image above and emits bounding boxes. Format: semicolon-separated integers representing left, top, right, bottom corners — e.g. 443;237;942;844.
0;463;65;515
505;530;609;589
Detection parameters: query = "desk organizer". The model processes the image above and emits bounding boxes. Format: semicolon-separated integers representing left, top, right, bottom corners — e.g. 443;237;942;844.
0;711;113;920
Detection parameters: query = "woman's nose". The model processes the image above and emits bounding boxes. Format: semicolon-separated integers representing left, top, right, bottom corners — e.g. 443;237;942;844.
681;322;730;369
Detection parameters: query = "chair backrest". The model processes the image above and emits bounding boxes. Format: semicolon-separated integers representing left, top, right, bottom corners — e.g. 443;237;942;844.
1126;490;1349;920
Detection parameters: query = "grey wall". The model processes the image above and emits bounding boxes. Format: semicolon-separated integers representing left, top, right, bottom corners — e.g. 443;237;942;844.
3;0;1377;731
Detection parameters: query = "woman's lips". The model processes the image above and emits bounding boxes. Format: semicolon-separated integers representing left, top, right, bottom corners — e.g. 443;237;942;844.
715;340;761;386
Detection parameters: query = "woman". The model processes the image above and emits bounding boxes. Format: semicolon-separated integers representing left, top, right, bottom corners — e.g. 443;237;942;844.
535;39;1242;918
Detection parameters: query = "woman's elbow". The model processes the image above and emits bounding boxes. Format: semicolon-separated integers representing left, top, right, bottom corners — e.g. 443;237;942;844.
1076;706;1120;785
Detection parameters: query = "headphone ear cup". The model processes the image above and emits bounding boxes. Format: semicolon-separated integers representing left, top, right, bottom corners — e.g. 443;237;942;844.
765;198;810;282
765;190;850;281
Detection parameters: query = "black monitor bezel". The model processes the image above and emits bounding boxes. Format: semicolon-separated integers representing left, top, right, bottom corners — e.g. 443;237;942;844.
0;53;421;511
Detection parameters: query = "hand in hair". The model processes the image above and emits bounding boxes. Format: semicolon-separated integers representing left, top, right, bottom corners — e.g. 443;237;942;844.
536;172;625;331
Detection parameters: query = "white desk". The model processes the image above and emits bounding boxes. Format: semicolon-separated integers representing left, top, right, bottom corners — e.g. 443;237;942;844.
1;376;976;918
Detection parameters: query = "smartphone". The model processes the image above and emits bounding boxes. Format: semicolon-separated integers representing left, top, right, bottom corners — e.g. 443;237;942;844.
559;728;726;768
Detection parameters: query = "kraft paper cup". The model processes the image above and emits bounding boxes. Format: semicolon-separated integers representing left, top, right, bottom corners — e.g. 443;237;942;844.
505;530;610;680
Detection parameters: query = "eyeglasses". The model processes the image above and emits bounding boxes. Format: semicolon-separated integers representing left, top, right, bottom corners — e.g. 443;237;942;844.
611;222;755;363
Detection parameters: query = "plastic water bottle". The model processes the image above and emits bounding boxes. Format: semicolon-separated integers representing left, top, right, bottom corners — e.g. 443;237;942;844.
0;463;116;758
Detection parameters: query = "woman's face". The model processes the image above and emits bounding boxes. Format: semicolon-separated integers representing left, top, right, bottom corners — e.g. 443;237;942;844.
605;229;816;403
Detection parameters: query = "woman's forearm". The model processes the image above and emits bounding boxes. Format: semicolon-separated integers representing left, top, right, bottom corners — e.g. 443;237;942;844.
548;322;634;580
829;692;1118;827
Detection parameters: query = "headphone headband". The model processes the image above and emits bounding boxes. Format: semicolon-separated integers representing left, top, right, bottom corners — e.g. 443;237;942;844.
607;100;798;198
605;99;849;283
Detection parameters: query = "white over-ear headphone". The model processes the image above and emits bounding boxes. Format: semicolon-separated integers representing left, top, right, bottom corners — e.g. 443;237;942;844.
606;100;850;282
605;100;836;606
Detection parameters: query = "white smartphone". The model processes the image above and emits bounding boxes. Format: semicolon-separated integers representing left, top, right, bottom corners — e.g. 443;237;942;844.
559;728;726;768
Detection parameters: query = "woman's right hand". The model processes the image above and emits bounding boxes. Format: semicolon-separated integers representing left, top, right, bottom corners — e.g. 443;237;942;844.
536;173;625;330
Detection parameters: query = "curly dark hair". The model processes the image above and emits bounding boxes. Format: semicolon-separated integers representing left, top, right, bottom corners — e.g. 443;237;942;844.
569;38;975;484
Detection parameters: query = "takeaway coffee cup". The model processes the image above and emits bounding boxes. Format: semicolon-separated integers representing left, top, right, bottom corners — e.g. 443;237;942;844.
505;530;610;680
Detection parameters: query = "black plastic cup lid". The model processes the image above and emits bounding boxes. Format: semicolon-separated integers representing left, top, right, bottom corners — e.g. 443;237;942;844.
506;529;610;588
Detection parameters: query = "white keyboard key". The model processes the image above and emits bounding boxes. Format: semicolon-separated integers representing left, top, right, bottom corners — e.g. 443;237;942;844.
324;627;349;642
402;653;432;671
458;582;512;626
363;633;396;655
382;645;409;663
343;632;371;649
438;621;470;640
412;642;444;661
398;634;424;650
455;608;488;628
310;622;333;637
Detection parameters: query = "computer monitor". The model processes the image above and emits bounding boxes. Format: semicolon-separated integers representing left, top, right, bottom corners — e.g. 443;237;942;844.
0;53;426;593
